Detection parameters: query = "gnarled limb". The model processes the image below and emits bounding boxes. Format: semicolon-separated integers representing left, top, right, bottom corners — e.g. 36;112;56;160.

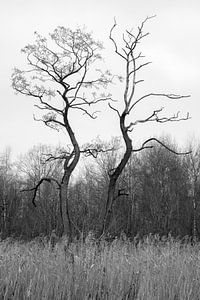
21;177;61;207
133;138;192;155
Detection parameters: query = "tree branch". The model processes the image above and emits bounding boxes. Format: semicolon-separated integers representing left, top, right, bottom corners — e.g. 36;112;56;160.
33;114;65;130
128;93;190;113
127;108;190;131
38;98;63;115
108;102;120;117
70;95;114;107
133;137;192;155
109;18;127;61
21;177;61;207
71;106;99;119
80;146;115;158
129;61;151;75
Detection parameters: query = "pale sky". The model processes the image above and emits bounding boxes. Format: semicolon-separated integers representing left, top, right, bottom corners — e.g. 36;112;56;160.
0;0;200;158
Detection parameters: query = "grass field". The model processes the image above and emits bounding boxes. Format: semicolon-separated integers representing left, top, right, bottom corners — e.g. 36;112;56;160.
0;235;200;299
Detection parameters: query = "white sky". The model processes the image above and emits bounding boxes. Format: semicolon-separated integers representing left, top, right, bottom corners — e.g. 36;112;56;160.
0;0;200;158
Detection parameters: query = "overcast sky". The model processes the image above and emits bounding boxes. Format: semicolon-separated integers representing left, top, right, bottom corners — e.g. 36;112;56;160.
1;0;199;158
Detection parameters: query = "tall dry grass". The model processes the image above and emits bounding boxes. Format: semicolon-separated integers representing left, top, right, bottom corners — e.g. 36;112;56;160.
0;234;200;299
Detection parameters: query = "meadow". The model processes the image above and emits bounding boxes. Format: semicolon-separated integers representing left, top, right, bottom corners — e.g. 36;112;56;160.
0;235;200;299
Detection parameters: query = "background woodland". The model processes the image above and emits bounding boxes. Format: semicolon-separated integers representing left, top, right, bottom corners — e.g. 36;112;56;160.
0;136;199;241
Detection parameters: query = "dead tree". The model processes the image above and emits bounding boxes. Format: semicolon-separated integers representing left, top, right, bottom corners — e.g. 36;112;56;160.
100;17;191;237
12;27;112;242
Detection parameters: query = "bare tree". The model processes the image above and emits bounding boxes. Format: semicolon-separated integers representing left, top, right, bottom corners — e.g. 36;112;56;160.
100;17;191;237
12;27;112;241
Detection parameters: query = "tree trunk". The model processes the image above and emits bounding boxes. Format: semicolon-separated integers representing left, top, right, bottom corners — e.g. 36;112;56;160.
60;174;72;242
100;112;132;237
60;107;80;242
101;180;115;235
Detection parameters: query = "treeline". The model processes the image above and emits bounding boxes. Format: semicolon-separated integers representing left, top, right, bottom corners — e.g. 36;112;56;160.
0;136;199;240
